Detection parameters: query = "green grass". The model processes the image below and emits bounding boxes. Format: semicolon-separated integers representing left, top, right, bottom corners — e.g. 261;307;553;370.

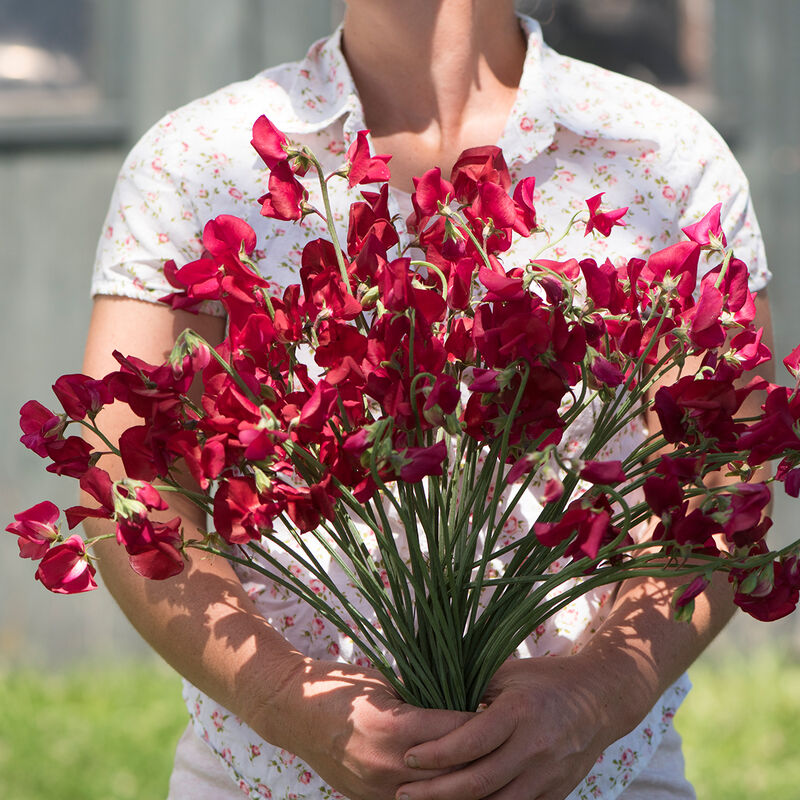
1;651;800;799
0;660;187;800
677;648;800;800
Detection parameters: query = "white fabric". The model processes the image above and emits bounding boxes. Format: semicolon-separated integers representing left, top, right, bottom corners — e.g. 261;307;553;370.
166;721;696;800
93;15;767;800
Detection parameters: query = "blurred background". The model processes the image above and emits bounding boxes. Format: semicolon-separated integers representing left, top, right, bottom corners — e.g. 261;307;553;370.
1;0;799;797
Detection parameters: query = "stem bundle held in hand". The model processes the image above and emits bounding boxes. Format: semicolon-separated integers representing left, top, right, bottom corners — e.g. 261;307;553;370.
10;116;800;711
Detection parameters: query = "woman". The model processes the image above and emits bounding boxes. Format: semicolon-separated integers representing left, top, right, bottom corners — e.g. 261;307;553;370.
84;1;772;798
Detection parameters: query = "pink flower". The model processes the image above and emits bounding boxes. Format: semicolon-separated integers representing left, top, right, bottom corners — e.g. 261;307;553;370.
6;500;60;560
34;535;97;594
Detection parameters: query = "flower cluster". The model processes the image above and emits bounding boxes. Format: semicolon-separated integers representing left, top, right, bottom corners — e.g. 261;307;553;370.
9;117;800;709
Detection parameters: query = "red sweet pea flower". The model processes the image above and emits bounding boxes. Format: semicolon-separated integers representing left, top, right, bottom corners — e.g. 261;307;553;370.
345;131;392;188
580;460;627;485
511;177;538;237
589;354;624;388
52;373;114;420
421;374;460;427
584;193;628;237
347;184;399;257
398;440;448;483
784;343;800;380
117;517;184;580
722;483;772;546
643;473;683;518
642;241;701;301
44;436;95;478
734;560;800;622
674;576;710;610
728;328;771;372
64;466;115;528
580;258;625;313
534;496;619;561
681;203;727;247
450;145;511;204
298;381;340;434
34;535;97;594
204;214;257;260
213;477;270;544
251;115;289;169
470;180;517;230
19;400;65;457
259;160;307;221
6;500;60;560
445;258;476;311
411;167;455;219
119;425;171;482
654;376;739;446
686;282;725;350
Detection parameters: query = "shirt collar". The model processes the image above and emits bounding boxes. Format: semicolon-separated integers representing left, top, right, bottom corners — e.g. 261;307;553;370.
276;14;569;163
277;24;360;135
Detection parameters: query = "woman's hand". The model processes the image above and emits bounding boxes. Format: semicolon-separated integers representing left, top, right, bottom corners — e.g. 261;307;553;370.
393;654;625;800
258;658;474;800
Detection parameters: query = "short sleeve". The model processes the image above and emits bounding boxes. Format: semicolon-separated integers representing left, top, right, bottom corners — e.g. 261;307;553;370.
91;113;226;317
674;113;771;293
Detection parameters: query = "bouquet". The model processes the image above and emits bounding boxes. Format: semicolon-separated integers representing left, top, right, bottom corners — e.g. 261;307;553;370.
9;116;800;712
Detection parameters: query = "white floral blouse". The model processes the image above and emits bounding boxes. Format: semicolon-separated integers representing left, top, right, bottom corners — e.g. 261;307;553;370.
93;15;769;800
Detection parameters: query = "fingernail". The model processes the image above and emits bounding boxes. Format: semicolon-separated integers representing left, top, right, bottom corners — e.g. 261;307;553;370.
406;754;420;768
398;794;410;800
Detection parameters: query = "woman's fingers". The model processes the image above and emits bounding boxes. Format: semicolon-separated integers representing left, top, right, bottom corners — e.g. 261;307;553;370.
397;725;533;800
403;702;516;771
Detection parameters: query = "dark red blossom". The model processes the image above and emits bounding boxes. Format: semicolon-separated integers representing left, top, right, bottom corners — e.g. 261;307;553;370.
734;559;800;622
580;460;627;485
721;483;772;547
34;535;97;594
259;160;307;221
584;193;628;237
686;283;725;350
411;167;455;219
397;440;448;483
117;516;184;580
674;576;710;610
346;130;391;188
534;495;620;561
251;115;289;169
44;436;95;478
19;400;65;457
347;185;398;257
642;241;701;300
119;425;171;482
52;373;114;420
6;500;60;560
511;177;538;237
681;203;726;247
450;146;510;203
213;477;271;544
64;467;115;528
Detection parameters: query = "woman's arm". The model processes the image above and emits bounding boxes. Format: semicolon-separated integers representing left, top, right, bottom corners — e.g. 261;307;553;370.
82;295;470;800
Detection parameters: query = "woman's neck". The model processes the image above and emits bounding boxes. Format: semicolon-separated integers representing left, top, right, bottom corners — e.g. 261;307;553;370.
341;0;526;143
